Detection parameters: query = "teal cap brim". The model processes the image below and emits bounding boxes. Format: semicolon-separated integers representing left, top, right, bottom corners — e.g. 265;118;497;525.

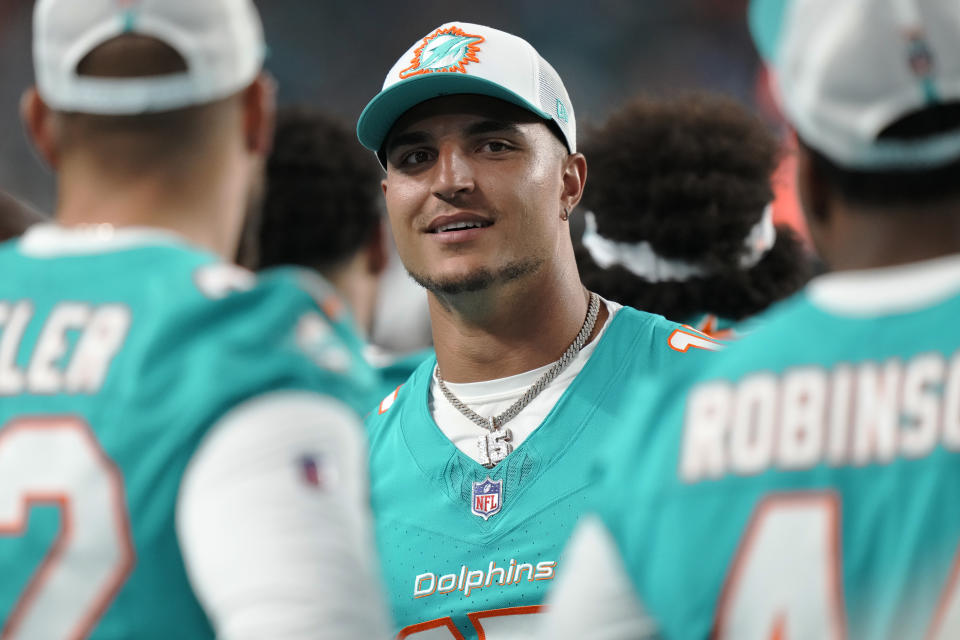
356;73;553;153
748;0;791;63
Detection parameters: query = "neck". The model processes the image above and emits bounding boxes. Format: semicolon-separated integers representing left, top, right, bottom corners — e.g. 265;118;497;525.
430;259;608;383
54;155;250;260
325;256;378;337
823;201;960;272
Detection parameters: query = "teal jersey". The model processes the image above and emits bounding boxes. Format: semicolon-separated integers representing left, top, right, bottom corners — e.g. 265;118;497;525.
366;307;720;639
268;265;421;412
0;233;378;639
595;265;960;639
266;266;383;411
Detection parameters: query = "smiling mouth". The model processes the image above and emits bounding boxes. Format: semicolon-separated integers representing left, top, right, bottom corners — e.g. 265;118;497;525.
430;220;494;234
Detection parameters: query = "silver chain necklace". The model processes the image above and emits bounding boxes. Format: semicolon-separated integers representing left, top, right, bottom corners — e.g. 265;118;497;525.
435;291;601;468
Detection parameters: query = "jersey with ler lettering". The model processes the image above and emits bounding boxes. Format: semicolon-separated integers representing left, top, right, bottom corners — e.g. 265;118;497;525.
545;254;960;640
365;306;722;639
0;227;381;639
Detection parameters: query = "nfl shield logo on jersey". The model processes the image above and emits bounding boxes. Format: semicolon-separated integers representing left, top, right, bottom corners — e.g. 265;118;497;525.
471;477;503;520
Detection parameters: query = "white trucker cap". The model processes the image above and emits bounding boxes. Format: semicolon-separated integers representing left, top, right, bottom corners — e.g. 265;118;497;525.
357;22;576;159
33;0;266;115
750;0;960;170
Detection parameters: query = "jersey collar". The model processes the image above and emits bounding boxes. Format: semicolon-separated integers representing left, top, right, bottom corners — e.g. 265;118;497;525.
18;223;190;258
807;252;960;317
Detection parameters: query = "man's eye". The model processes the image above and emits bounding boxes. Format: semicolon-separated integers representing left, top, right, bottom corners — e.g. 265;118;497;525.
480;141;510;153
400;150;433;166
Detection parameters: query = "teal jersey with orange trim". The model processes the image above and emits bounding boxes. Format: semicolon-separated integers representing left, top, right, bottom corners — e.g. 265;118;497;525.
590;258;960;639
0;231;379;639
681;312;744;340
366;307;720;639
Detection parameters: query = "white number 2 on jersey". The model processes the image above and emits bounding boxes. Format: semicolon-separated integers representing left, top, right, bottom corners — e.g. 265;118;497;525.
715;492;960;639
0;417;134;639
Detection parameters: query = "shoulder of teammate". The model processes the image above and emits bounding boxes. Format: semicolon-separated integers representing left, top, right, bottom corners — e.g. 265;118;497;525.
365;352;436;439
591;295;813;526
157;260;381;416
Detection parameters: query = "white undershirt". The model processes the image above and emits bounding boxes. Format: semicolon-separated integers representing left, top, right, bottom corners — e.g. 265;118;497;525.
429;299;621;463
176;392;393;638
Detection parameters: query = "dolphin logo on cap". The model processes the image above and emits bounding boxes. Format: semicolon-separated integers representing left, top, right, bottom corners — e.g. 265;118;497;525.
399;25;485;79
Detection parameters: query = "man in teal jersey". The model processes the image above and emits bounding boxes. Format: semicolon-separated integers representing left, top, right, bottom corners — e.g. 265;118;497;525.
0;0;390;638
541;1;960;638
356;22;722;639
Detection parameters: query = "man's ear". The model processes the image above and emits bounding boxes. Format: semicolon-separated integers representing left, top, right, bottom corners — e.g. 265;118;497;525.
560;152;587;215
243;72;277;156
21;87;60;169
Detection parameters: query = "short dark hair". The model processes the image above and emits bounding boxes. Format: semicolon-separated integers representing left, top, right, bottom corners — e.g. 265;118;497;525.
801;102;960;207
577;92;811;321
257;107;382;272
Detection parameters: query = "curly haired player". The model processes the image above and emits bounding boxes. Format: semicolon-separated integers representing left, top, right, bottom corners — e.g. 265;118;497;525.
258;108;385;317
577;92;811;337
254;107;430;393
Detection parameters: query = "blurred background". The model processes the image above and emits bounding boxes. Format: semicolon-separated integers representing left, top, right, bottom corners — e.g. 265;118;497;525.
0;0;803;350
0;0;785;212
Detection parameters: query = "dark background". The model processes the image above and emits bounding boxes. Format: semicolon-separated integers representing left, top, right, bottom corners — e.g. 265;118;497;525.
0;0;769;213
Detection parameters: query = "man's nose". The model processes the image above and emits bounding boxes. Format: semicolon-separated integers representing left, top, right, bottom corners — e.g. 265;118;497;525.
432;143;475;202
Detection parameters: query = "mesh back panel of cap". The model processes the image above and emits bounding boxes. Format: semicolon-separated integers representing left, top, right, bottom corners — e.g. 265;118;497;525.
536;57;575;152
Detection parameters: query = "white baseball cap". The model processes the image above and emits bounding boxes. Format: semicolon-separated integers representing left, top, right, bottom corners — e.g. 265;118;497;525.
33;0;266;115
750;0;960;170
356;22;576;159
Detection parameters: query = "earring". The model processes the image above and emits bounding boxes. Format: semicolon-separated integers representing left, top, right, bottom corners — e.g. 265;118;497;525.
561;207;570;221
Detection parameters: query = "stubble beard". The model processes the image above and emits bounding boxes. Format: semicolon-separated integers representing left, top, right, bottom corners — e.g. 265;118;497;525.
408;257;544;296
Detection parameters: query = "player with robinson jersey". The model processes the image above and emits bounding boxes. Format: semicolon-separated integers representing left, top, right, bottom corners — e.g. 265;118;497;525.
540;0;960;638
356;22;721;639
0;0;390;638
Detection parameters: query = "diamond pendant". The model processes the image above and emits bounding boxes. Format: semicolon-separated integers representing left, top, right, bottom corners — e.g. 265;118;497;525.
477;428;514;468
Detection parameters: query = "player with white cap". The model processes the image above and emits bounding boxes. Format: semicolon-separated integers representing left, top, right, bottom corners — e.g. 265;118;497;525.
539;0;960;637
357;22;720;639
0;1;390;638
